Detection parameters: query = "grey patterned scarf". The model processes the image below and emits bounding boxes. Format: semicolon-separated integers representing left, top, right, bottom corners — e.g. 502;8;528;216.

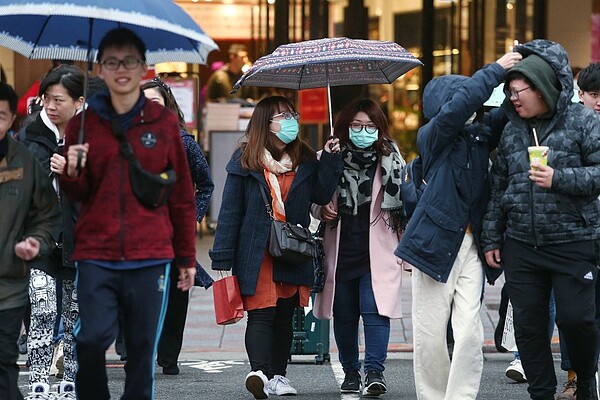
338;142;404;228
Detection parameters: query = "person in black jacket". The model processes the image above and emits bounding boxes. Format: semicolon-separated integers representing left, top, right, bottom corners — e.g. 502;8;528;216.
483;40;600;400
142;77;215;375
395;50;521;400
18;64;84;398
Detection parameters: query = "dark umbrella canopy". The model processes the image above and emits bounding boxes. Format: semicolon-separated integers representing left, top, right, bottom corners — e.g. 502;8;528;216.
232;37;422;137
0;0;218;65
232;37;422;92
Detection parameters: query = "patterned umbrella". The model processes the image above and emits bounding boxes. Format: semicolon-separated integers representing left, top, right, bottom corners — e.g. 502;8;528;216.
232;37;422;135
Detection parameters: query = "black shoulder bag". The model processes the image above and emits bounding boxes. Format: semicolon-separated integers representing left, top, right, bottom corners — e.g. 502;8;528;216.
111;118;176;208
258;183;314;264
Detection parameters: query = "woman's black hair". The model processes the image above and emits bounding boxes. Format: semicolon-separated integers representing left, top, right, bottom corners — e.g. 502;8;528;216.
39;65;85;100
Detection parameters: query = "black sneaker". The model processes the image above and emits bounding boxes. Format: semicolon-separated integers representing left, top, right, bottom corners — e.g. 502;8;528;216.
363;370;387;397
340;370;361;393
576;376;599;400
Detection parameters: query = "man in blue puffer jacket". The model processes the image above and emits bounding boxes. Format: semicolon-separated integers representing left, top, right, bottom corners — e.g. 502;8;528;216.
395;50;522;400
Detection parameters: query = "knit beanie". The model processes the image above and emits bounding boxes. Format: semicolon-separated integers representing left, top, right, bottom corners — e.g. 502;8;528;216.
507;55;560;116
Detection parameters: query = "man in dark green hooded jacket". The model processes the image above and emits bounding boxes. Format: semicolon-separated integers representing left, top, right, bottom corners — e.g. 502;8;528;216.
483;40;600;400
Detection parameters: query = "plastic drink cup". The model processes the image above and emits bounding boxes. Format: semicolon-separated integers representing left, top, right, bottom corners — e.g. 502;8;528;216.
528;146;549;169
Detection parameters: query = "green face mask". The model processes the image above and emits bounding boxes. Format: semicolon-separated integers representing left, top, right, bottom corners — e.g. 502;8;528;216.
349;127;378;148
273;118;299;144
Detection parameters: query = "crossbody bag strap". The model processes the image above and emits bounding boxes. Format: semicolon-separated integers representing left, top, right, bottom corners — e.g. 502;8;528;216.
258;183;275;221
110;117;138;165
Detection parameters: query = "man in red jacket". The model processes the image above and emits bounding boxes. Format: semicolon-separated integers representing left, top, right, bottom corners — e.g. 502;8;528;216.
60;28;196;400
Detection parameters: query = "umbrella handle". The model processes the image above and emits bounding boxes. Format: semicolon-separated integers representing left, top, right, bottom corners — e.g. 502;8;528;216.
328;128;335;151
76;150;84;170
327;76;335;150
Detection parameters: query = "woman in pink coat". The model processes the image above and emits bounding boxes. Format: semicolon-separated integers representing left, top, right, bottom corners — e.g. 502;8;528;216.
313;98;405;397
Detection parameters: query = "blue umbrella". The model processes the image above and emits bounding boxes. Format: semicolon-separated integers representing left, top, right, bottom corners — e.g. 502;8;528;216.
0;0;218;65
0;0;219;156
232;37;422;136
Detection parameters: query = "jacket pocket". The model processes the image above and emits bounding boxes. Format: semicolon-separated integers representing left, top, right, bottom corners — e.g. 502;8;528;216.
424;204;461;232
406;204;460;267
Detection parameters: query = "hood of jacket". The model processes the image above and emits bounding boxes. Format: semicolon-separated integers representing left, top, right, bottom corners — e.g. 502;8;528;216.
87;90;146;132
502;40;574;128
23;110;59;149
422;75;469;120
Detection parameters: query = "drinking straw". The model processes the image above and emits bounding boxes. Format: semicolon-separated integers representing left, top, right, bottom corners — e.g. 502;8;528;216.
532;128;539;146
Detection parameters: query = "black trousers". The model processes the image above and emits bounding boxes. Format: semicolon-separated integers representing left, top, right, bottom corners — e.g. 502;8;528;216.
245;294;298;378
157;264;189;368
0;305;26;400
75;262;169;400
503;238;599;400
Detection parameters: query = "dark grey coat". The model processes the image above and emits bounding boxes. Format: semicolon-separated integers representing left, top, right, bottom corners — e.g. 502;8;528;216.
482;40;600;251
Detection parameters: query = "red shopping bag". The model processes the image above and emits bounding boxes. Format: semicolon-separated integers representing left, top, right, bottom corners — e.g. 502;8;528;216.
212;273;244;325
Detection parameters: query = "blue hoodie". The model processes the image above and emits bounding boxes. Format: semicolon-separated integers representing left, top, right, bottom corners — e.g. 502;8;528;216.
395;62;507;284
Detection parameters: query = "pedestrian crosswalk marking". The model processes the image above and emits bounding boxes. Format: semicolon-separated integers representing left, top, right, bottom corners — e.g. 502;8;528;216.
181;360;244;373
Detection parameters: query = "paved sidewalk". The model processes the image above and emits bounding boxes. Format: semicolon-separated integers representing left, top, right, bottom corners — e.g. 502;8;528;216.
164;232;559;360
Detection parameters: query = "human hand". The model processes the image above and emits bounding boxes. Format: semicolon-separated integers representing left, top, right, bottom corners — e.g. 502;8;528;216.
496;51;522;70
320;201;338;222
15;237;41;261
324;137;340;153
177;267;196;292
485;249;502;269
528;163;554;188
28;97;43;114
66;143;89;177
50;153;67;175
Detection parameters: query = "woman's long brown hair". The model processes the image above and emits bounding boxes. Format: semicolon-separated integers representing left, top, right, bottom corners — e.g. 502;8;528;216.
240;95;314;171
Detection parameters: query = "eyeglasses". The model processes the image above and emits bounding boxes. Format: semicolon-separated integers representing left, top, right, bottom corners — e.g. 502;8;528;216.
271;111;299;121
349;123;378;134
100;57;143;71
506;86;532;100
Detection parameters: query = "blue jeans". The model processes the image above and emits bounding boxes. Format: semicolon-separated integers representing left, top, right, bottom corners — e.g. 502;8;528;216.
333;273;390;373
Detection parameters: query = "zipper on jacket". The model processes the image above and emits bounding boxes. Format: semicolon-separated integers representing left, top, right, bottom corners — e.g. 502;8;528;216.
529;181;539;246
120;156;125;260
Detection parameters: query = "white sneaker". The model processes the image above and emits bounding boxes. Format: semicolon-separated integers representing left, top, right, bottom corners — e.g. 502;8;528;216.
25;382;54;400
505;358;527;383
55;381;76;399
268;375;297;396
245;370;269;399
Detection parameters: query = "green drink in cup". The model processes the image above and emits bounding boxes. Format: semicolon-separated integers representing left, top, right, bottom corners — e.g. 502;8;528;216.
528;146;549;170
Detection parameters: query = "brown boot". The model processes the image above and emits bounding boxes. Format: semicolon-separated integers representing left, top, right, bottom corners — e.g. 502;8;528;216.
555;378;577;400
